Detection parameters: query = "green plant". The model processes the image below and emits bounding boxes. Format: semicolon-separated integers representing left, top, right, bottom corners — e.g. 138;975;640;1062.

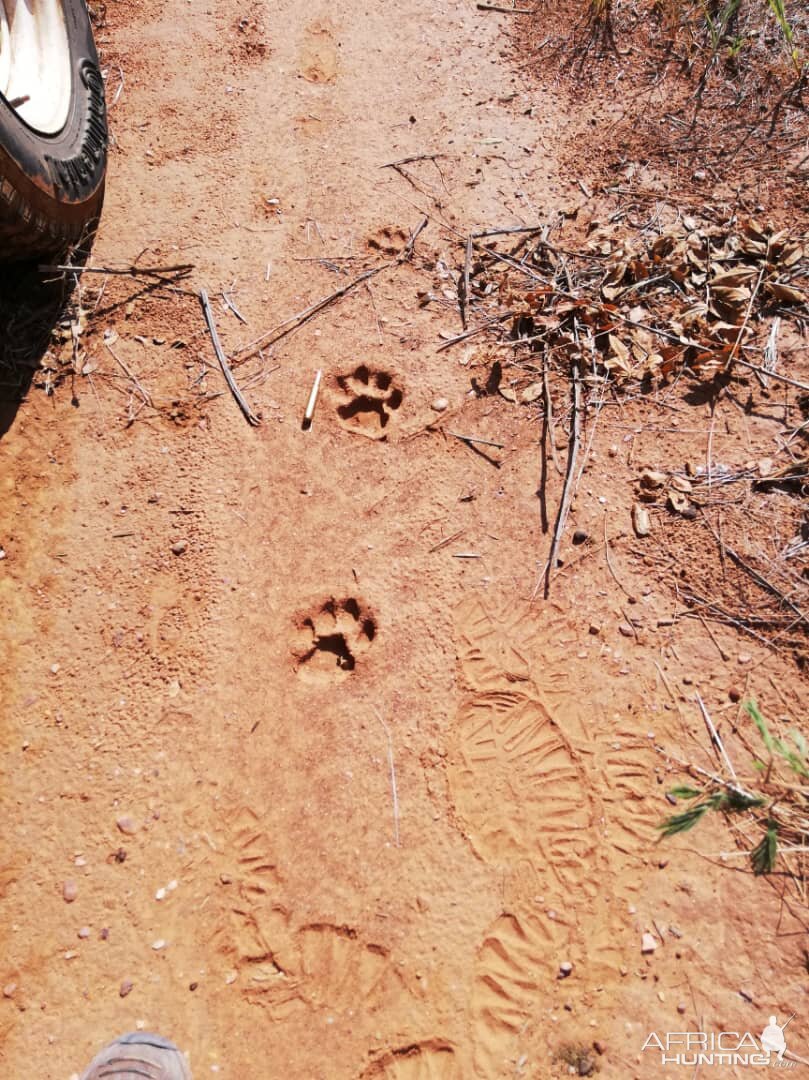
661;701;808;878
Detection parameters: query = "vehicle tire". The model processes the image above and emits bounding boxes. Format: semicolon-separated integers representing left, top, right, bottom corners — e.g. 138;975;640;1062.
0;0;107;260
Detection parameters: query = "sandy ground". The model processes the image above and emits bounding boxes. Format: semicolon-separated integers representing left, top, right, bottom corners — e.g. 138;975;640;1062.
1;1;808;1077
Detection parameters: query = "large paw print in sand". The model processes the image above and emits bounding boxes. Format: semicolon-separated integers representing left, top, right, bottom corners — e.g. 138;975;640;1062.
291;597;376;679
335;366;403;439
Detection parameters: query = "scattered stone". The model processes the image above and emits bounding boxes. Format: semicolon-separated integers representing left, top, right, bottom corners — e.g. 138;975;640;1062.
152;939;166;951
558;961;573;978
225;971;237;985
64;951;78;960
577;1053;596;1076
0;547;6;560
639;469;667;490
100;928;109;941
739;988;755;1003
171;540;188;556
641;932;658;954
155;887;167;902
677;1002;687;1015
189;982;198;991
588;622;601;636
572;529;588;546
618;623;634;638
116;815;138;836
738;653;752;665
3;983;16;998
658;859;669;870
665;792;678;806
593;1041;606;1056
219;873;233;885
729;686;742;703
431;396;449;412
669;475;693;493
119;979;134;998
62;880;78;903
632;502;651;537
78;926;91;939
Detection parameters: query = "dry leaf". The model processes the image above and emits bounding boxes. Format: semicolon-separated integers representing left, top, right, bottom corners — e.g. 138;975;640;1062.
521;382;543;404
499;386;518;403
766;281;805;305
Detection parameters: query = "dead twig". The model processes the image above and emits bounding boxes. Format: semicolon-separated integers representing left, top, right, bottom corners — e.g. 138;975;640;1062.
199;289;260;426
233;221;428;366
696;691;738;782
373;707;401;848
104;342;153;407
476;2;535;11
40;262;194;280
446;430;505;450
539;360;581;599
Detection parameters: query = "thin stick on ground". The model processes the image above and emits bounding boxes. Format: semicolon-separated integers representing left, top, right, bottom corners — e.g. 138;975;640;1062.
373;707;401;849
232;220;428;366
696;691;738;782
538;360;582;599
233;264;388;365
460;233;472;329
104;342;153;407
445;430;505;450
199;289;260;426
39;262;194;280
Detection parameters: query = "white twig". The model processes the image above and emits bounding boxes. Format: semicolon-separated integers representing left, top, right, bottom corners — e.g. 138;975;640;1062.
696;692;737;781
374;707;401;848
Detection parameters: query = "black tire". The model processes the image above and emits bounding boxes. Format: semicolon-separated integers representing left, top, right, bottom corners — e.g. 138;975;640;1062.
0;0;107;261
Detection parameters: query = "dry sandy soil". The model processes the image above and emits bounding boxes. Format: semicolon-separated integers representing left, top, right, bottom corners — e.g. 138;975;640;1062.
1;1;808;1078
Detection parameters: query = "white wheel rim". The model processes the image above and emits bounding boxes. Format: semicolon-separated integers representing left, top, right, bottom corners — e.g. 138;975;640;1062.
0;0;72;134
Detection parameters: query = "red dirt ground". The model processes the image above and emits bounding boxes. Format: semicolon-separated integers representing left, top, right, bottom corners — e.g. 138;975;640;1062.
1;1;808;1078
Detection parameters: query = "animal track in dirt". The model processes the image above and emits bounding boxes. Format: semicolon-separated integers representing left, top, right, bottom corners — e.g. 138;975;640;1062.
367;226;409;255
471;907;571;1077
598;732;659;856
291;596;376;677
298;923;402;1011
361;1040;459;1079
335;366;404;440
447;690;594;869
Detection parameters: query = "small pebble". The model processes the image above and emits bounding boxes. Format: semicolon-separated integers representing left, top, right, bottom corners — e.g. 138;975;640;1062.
155;887;166;902
78;927;91;939
171;540;188;556
152;939;166;951
116;815;138;836
62;880;78;903
3;983;16;998
641;932;657;954
729;686;741;702
677;1002;687;1014
588;622;601;636
119;979;134;998
558;961;573;978
572;529;588;546
100;928;109;941
593;1041;606;1056
431;397;449;412
738;653;752;664
618;623;633;638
